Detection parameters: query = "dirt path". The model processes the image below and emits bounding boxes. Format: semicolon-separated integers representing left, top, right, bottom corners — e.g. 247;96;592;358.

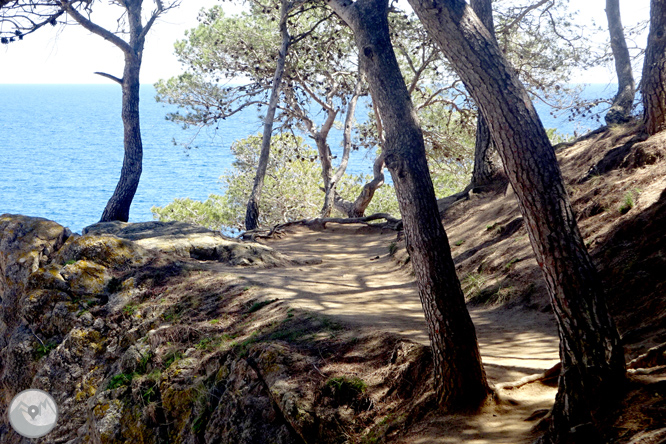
222;224;561;443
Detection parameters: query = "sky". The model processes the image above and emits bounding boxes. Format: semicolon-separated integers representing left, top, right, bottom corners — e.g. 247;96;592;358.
0;0;652;85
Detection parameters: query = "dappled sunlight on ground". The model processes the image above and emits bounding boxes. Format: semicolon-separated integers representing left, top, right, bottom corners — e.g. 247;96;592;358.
216;223;560;382
210;224;560;442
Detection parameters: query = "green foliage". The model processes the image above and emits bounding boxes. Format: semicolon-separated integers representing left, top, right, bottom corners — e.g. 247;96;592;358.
248;298;278;313
619;191;636;214
153;135;400;230
547;128;575;145
163;349;183;369
231;331;260;358
137;351;153;375
34;341;56;360
107;373;134;390
123;303;139;316
505;258;520;270
494;0;604;121
326;376;368;394
151;195;233;232
195;338;214;350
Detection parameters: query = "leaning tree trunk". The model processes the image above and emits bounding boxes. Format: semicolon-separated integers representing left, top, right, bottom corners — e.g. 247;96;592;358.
469;0;500;189
334;152;385;217
642;0;666;135
330;0;491;411
605;0;636;125
407;0;625;441
245;0;290;230
100;56;143;222
64;0;147;223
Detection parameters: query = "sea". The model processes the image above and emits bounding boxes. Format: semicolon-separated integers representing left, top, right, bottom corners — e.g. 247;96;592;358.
0;84;615;233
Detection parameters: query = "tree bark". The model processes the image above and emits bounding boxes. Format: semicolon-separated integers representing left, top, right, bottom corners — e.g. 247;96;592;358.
470;84;499;189
329;0;491;411
245;0;291;230
642;0;666;135
316;109;339;218
100;53;143;222
605;0;636;125
407;0;625;440
469;0;500;189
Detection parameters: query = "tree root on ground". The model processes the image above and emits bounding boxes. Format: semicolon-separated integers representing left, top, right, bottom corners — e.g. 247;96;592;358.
239;213;402;241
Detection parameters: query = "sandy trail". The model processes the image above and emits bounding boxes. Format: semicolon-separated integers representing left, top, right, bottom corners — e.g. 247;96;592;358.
222;224;561;443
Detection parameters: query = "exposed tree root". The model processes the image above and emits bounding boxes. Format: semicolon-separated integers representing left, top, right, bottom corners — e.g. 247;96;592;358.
628;342;666;369
496;362;561;391
239;213;402;240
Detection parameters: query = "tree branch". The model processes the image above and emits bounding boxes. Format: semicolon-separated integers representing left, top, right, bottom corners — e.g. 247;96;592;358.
60;0;133;56
95;71;123;84
139;0;180;42
499;0;552;35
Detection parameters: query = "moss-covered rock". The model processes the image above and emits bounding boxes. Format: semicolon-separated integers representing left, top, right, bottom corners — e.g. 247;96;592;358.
55;233;150;269
83;220;292;266
60;260;110;296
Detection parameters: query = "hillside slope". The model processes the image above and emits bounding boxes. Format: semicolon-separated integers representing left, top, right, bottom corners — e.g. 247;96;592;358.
0;122;665;443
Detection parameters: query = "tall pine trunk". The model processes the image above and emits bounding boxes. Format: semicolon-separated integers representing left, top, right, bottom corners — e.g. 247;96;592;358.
407;0;625;440
100;56;143;222
329;0;491;411
605;0;635;125
469;0;499;189
642;0;666;135
98;1;145;223
245;0;290;230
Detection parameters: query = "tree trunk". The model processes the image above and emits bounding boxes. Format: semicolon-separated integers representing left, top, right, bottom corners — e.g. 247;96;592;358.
605;0;636;125
58;0;172;222
322;79;364;217
334;152;385;217
469;0;500;189
100;55;143;222
245;0;290;230
331;85;386;218
407;0;625;440
316;110;339;218
91;0;145;223
642;0;666;135
471;99;499;189
330;0;491;411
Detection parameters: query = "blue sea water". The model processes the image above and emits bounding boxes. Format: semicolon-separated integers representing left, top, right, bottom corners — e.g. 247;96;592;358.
0;84;613;233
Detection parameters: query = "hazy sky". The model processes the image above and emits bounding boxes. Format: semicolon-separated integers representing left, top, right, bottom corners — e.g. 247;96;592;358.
0;0;651;85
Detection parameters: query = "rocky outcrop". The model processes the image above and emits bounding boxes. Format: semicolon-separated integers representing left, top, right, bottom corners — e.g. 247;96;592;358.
83;221;292;266
0;214;433;444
